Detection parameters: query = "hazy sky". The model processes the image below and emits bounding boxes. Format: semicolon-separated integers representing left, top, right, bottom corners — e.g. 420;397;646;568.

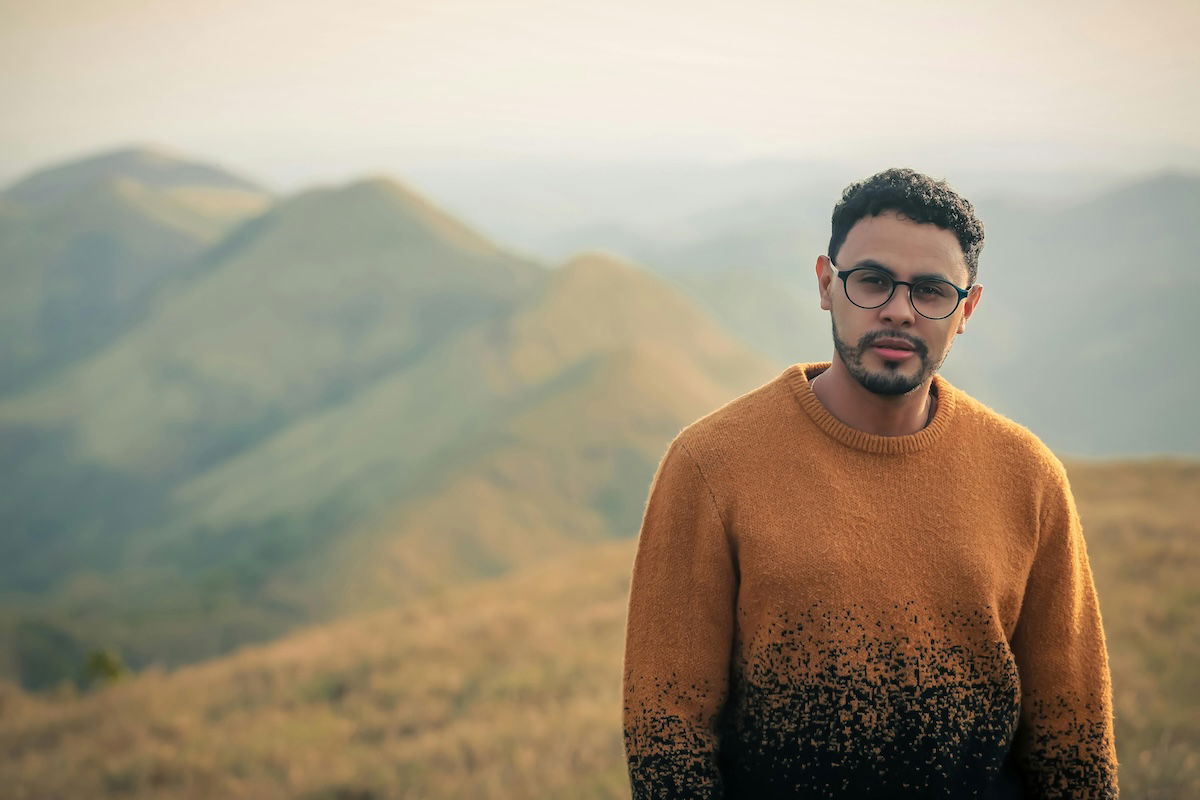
3;0;1198;188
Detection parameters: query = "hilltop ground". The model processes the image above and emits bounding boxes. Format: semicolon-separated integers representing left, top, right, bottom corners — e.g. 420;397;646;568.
1;459;1196;799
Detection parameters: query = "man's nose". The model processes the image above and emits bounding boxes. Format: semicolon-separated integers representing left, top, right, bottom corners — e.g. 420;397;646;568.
879;284;917;325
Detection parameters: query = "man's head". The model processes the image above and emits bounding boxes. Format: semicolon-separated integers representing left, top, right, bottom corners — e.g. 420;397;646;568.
828;167;985;285
816;168;985;396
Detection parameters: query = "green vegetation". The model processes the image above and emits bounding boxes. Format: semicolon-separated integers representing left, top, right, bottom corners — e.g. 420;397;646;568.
0;150;776;689
10;621;85;692
81;649;129;689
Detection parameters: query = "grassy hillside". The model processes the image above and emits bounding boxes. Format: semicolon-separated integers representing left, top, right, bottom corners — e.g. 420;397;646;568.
1066;459;1200;795
0;249;778;682
0;165;548;621
1;459;1195;799
3;143;1195;751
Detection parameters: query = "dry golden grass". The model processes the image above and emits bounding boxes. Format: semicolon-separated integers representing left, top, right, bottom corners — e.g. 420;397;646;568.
1;459;1195;798
1064;458;1200;798
0;542;635;800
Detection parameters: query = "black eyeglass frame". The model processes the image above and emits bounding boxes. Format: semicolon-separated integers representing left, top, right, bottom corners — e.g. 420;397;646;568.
832;262;972;320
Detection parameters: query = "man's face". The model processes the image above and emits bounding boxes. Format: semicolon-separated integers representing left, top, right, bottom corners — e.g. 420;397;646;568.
816;210;983;396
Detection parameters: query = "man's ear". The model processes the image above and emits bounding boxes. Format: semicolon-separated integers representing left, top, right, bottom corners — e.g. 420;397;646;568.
956;283;983;334
816;255;834;310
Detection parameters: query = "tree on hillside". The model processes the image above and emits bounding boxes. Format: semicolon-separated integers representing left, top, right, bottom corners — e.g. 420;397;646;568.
81;648;128;689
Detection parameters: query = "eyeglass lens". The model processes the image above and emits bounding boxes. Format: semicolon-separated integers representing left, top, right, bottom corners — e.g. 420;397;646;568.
845;269;959;318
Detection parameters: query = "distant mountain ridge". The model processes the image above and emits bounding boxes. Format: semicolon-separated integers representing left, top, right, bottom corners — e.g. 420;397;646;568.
3;145;264;207
0;146;273;396
1;143;1196;694
547;169;1200;456
0;145;778;690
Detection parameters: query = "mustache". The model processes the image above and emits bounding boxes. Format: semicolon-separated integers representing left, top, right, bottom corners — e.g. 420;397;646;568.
860;330;928;357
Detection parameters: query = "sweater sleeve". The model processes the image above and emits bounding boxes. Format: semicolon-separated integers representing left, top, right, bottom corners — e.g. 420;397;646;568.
1009;460;1119;799
622;437;737;800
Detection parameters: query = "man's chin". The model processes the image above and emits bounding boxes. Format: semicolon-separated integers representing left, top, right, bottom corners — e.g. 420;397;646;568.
853;365;925;396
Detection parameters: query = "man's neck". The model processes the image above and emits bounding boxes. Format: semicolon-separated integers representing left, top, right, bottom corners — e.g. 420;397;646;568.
810;358;936;436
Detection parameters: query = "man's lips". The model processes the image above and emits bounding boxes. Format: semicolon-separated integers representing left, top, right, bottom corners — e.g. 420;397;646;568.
873;346;915;360
869;337;919;360
871;337;915;350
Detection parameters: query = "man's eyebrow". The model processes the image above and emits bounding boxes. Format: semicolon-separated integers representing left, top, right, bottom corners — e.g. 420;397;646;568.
850;259;955;283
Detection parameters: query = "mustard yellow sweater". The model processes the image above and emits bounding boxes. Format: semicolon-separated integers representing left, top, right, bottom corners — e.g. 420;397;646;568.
622;362;1118;799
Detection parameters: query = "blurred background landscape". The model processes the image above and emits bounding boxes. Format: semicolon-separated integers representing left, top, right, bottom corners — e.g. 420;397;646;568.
2;0;1198;797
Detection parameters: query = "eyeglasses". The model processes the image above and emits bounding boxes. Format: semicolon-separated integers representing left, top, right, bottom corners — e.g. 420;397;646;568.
833;262;971;320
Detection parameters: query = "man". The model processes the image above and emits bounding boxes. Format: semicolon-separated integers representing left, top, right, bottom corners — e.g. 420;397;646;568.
622;168;1118;799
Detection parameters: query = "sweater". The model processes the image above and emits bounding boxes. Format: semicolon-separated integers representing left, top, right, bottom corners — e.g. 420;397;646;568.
622;361;1118;799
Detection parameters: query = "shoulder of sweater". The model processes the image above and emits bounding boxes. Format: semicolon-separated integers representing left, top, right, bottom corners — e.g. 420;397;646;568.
669;365;793;462
950;383;1068;483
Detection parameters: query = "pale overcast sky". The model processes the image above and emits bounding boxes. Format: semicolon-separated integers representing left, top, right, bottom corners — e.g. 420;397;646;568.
2;0;1198;188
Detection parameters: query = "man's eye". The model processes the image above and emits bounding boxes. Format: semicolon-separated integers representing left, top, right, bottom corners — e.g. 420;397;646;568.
860;274;888;285
916;283;948;297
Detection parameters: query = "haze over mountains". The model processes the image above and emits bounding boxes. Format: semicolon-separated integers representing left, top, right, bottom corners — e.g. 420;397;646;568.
0;144;1196;694
0;147;271;395
0;146;777;689
409;159;1200;457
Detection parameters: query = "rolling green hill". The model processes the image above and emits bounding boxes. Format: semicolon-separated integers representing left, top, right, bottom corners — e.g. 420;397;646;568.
4;143;1195;703
0;146;272;396
0;149;777;689
0;146;1195;796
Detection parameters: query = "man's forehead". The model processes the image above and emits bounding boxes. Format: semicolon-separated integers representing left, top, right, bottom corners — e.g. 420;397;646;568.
840;211;969;283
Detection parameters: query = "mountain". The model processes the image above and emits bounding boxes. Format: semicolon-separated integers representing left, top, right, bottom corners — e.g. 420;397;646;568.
562;171;1200;456
1;459;1195;799
3;144;263;207
0;146;273;395
404;159;1124;266
279;250;778;613
7;141;1189;697
0;151;777;690
0;169;548;657
956;172;1200;454
0;176;546;476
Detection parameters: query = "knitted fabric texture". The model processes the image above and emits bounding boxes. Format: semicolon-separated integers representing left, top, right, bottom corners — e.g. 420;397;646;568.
622;362;1118;799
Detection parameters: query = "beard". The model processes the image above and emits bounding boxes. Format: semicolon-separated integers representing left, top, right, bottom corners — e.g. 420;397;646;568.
831;318;946;396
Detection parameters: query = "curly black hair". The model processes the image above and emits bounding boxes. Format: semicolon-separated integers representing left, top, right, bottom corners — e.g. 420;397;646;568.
828;168;985;285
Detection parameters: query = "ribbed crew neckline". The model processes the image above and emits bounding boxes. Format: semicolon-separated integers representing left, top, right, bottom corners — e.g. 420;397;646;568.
785;361;958;454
